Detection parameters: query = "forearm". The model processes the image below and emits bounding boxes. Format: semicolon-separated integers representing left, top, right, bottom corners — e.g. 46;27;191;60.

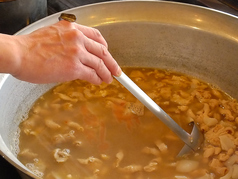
0;33;22;75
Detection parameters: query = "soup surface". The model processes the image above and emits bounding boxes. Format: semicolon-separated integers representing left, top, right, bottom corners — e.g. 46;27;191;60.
18;68;238;179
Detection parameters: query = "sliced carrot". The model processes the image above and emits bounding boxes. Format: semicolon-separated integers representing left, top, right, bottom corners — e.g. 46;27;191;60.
111;102;140;130
98;121;109;152
80;104;100;127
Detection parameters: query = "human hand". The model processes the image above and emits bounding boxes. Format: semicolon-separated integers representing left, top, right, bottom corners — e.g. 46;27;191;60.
10;20;121;84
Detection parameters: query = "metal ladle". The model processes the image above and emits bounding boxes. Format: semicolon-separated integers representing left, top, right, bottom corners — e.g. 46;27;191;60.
115;72;203;157
59;13;203;156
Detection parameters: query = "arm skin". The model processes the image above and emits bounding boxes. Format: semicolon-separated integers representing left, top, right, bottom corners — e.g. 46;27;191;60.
0;20;121;84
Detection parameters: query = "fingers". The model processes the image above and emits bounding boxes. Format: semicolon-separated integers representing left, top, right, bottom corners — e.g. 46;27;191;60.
57;20;108;49
83;36;121;74
76;63;103;85
55;20;121;83
79;53;113;84
73;23;108;48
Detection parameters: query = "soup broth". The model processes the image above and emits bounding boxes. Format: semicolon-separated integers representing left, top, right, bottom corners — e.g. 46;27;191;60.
17;68;238;179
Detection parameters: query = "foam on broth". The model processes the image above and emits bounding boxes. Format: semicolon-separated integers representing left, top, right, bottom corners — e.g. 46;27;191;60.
17;68;238;179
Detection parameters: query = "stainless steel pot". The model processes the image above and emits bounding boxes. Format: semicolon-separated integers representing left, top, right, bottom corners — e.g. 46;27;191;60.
0;1;238;178
0;0;47;34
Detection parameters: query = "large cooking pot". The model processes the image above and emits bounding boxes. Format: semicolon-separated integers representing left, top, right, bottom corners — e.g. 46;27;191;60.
0;1;238;178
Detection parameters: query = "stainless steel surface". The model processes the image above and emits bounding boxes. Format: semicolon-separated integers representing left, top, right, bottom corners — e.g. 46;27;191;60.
0;75;4;82
0;1;238;178
0;0;47;34
115;72;203;156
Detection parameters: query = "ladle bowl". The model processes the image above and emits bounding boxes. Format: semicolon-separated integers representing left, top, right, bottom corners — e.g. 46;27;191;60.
115;72;203;156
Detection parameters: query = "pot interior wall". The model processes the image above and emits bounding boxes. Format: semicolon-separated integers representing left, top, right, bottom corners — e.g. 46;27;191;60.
0;1;237;179
97;22;238;98
0;77;55;178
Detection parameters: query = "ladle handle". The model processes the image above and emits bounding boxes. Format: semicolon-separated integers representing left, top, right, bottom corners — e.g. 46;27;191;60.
114;72;191;144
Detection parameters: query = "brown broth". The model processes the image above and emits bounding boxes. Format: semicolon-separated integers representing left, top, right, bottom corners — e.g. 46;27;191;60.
17;68;238;179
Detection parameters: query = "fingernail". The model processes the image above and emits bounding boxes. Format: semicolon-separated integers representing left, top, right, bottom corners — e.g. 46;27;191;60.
116;66;122;77
108;77;113;84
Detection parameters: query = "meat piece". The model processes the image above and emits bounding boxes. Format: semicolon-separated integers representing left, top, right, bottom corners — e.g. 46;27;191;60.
67;121;84;131
225;154;238;166
209;158;223;170
45;119;61;129
142;147;160;156
218;153;230;162
127;102;144;116
18;148;38;159
193;90;211;103
178;105;189;112
119;165;142;173
203;117;218;127
232;164;238;179
69;91;86;101
73;140;82;147
155;140;168;153
205;124;234;147
114;150;124;168
144;161;158;172
53;130;75;144
129;70;146;80
56;93;78;102
100;154;110;161
219;108;235;121
77;156;102;166
53;148;70;163
176;160;199;173
219;135;236;151
171;94;192;106
203;147;215;158
159;87;172;100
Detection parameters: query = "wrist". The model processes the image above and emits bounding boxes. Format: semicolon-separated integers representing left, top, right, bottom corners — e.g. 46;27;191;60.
0;34;23;75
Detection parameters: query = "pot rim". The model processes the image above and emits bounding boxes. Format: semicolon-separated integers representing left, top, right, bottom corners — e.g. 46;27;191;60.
1;1;238;178
16;0;238;42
